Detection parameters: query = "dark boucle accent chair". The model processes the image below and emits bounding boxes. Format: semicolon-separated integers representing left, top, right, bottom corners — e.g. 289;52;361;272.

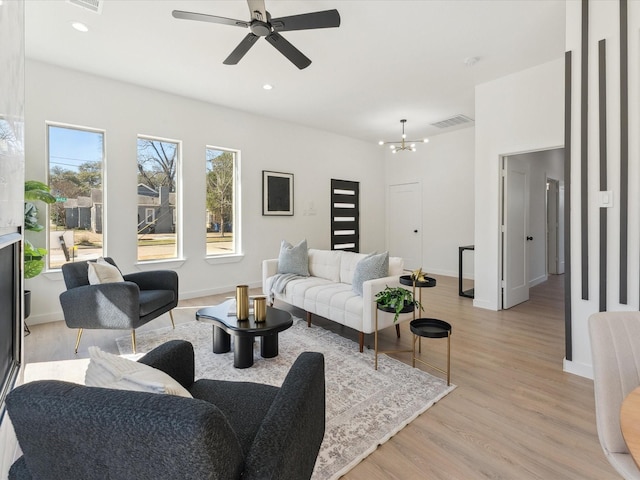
59;257;178;353
6;340;326;480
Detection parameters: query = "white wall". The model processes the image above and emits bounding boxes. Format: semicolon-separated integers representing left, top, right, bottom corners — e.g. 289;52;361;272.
383;127;475;278
24;60;387;324
563;0;640;378
474;59;565;311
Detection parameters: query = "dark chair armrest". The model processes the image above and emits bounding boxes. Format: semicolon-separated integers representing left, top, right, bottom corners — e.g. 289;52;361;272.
59;282;140;329
138;340;195;390
124;270;178;292
243;352;325;480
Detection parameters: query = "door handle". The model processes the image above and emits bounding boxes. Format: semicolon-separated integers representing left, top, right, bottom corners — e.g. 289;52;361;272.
413;230;418;233
526;236;533;241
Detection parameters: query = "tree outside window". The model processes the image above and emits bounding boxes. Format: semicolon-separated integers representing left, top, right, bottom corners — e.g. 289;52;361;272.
137;137;179;261
206;148;237;256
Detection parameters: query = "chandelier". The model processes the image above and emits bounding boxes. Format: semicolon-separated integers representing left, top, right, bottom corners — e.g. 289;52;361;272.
378;119;428;153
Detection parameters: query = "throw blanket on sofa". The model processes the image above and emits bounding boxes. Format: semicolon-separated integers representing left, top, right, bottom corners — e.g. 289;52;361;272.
267;273;304;303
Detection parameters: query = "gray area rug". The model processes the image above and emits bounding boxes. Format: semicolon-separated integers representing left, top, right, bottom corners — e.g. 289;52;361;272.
117;317;455;479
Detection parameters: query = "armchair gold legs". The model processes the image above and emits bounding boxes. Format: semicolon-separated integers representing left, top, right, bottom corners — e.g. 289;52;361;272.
74;311;174;354
74;328;84;354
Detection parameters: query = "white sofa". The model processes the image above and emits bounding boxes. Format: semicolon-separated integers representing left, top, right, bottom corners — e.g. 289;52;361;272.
262;248;404;352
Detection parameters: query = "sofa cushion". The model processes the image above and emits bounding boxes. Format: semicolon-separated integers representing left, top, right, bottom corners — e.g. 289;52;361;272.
339;251;369;284
277;239;309;276
85;347;193;398
352;252;389;296
308;249;342;282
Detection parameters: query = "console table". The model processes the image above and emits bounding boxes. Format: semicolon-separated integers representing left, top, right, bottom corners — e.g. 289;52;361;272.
458;245;475;298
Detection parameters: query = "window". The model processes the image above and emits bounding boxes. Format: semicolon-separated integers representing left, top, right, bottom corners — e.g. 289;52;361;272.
137;136;180;261
47;124;104;269
205;147;238;256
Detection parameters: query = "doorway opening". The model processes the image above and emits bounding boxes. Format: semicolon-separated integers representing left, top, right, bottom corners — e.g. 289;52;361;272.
500;148;565;310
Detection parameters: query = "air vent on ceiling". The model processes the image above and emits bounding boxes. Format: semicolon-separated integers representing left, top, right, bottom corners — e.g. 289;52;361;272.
67;0;103;14
430;114;474;129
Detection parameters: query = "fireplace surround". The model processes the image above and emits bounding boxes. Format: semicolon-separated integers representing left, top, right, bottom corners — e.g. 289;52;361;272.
0;231;22;422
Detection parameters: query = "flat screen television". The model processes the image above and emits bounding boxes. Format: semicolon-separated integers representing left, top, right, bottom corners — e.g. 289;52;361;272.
0;232;22;422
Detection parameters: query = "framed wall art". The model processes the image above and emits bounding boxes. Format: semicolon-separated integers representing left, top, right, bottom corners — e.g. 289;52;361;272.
262;171;294;216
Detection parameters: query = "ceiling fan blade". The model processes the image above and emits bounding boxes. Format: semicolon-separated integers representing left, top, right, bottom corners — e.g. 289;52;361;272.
247;0;267;22
172;10;249;28
271;9;340;32
223;33;260;65
265;32;311;70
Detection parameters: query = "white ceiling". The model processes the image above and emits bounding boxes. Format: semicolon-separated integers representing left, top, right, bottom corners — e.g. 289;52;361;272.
25;0;566;143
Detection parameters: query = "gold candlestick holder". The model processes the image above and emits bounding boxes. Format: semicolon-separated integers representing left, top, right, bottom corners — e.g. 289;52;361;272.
236;285;249;320
254;296;267;322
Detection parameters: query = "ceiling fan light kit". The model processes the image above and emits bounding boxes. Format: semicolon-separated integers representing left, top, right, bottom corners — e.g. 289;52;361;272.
378;120;428;153
172;0;340;70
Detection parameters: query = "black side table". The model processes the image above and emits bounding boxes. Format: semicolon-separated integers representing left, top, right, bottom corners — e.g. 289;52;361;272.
410;318;452;385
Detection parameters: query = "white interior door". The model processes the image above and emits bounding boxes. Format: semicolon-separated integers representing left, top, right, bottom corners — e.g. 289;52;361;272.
388;183;422;270
503;157;530;309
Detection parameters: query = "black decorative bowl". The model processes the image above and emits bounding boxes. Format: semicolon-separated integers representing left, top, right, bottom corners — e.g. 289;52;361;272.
400;275;436;288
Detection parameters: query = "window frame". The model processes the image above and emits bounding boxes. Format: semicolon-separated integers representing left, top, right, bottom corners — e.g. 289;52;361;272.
45;122;106;272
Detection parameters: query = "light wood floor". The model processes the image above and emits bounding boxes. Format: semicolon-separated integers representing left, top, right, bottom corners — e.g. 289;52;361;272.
24;274;618;479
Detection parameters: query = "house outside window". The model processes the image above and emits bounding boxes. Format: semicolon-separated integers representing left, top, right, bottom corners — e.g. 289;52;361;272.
137;136;180;262
206;147;238;256
47;124;104;269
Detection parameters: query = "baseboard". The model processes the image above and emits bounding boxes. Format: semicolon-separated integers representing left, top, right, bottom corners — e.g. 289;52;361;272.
563;358;593;379
25;282;264;326
529;274;548;288
472;298;498;311
179;281;263;300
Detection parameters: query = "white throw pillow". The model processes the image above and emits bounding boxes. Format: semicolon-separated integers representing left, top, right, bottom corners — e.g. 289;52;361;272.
87;257;124;284
85;346;192;398
352;252;389;296
277;239;309;276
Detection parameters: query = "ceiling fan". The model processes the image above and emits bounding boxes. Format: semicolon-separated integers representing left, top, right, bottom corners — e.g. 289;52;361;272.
172;0;340;70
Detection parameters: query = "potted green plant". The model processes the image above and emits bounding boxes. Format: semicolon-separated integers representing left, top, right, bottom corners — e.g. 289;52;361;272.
375;285;423;322
24;180;56;318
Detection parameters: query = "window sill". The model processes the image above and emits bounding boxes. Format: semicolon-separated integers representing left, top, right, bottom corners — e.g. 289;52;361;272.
135;259;186;270
205;253;245;265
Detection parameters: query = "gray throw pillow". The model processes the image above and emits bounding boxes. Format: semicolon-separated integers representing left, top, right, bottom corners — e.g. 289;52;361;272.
352;252;389;296
277;239;309;276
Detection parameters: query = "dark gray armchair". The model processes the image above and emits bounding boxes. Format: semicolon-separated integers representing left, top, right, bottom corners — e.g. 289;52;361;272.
59;257;178;353
6;341;326;480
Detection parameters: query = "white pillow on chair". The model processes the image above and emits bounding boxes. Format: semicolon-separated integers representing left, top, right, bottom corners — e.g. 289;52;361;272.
87;257;124;284
85;346;192;398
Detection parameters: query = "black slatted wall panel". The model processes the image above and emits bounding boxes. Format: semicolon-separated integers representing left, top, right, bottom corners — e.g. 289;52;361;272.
581;0;589;300
565;50;573;361
599;39;608;312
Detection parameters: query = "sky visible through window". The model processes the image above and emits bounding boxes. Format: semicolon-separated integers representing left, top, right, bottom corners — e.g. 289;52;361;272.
48;126;103;173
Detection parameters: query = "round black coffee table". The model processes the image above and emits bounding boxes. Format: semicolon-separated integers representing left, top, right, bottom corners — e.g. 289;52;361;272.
410;318;452;385
196;306;293;369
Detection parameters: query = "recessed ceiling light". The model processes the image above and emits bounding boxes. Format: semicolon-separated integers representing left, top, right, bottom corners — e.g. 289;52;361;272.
262;84;273;90
72;22;89;32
